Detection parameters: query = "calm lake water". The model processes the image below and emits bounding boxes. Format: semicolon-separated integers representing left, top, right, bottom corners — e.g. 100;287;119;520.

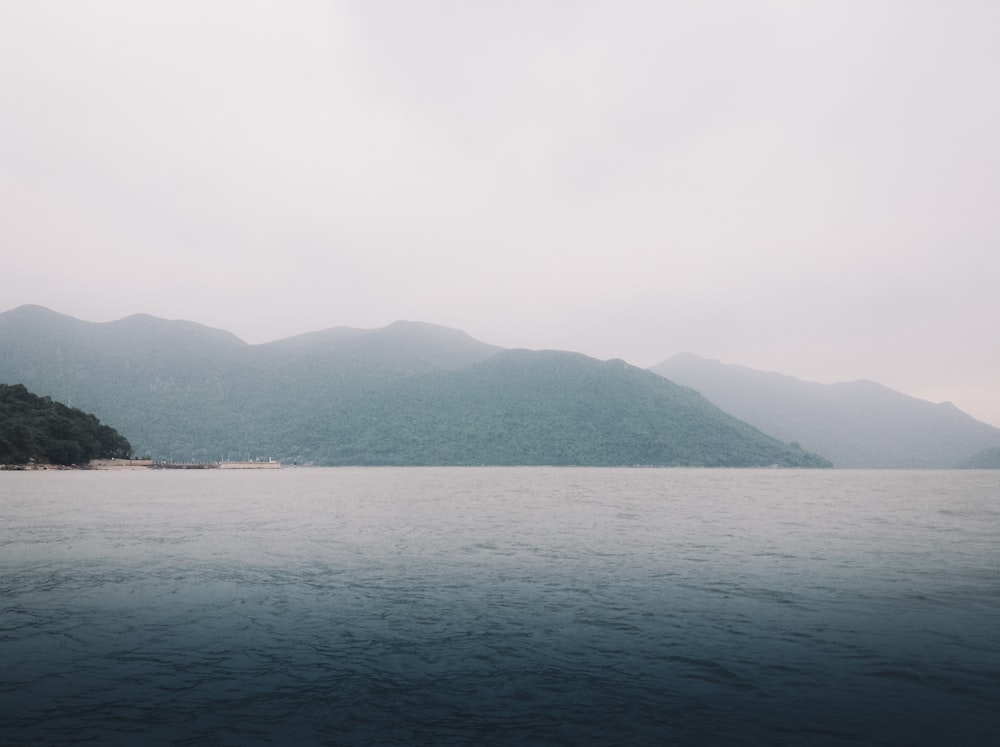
1;468;998;745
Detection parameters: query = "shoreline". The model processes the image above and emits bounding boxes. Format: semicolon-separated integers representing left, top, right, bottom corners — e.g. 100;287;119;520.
1;459;281;471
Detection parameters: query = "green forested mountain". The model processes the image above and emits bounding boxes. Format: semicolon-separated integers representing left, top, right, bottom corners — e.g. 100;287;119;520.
955;447;1000;469
276;349;829;466
0;305;829;467
652;353;1000;468
0;383;132;465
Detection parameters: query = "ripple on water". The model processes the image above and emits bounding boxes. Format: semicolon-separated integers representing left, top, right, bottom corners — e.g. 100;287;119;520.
1;468;999;745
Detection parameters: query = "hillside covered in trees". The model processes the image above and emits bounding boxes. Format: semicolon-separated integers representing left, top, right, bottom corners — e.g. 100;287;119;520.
0;383;133;466
0;306;828;467
955;447;1000;469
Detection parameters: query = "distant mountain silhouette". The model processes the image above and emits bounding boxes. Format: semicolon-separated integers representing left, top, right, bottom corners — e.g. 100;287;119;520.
0;306;828;467
651;353;1000;468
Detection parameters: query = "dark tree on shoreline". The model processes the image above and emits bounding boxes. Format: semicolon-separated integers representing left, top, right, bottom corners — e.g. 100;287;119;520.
0;384;132;465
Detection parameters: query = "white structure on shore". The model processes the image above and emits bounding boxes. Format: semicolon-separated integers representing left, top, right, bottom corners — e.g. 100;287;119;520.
218;459;281;469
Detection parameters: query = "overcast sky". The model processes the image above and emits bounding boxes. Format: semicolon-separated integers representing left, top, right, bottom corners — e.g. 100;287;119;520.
2;1;998;426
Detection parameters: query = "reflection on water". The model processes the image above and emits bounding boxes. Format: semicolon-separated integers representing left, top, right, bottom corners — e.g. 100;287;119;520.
2;468;999;745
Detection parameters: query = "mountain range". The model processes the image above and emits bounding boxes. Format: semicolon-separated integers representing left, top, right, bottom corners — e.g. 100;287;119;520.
0;306;828;467
652;353;1000;468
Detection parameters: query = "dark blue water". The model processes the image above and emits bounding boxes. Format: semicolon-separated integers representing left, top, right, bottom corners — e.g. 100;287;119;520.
2;468;998;745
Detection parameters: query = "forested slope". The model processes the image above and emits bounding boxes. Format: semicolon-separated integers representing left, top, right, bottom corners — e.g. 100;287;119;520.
0;383;132;465
0;306;829;467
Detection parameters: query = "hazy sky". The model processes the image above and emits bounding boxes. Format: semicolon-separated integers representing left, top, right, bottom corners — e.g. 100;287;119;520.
2;1;998;426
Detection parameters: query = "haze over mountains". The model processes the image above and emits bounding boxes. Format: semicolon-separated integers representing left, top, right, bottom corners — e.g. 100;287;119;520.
4;305;995;469
653;353;1000;468
0;306;827;468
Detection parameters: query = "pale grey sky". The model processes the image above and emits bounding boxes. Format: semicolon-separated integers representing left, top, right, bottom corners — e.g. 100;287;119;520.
2;1;998;426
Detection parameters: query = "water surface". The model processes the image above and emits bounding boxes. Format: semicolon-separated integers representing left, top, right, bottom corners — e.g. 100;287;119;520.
2;468;998;745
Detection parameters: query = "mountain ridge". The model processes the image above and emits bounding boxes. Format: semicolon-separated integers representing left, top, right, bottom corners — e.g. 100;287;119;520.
0;306;827;467
651;353;1000;468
